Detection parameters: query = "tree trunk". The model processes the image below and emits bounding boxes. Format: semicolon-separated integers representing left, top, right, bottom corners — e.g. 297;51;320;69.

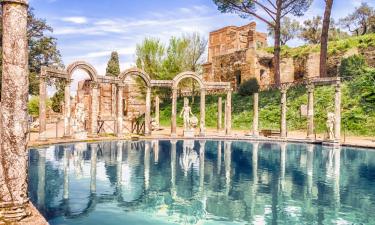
0;0;30;222
274;7;282;86
320;0;334;78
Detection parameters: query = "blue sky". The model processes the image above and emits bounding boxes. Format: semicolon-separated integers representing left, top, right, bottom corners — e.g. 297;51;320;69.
29;0;374;76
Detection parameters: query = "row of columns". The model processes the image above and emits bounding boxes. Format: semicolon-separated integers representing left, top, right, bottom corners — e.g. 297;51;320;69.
250;81;341;141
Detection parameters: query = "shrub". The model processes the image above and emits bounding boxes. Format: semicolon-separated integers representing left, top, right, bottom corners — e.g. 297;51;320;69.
238;78;260;96
339;54;367;78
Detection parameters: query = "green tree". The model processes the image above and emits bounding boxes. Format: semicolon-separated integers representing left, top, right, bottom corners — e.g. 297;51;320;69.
213;0;312;86
238;78;260;96
0;8;62;98
136;38;165;79
268;17;301;45
106;51;121;76
339;3;375;36
50;80;65;113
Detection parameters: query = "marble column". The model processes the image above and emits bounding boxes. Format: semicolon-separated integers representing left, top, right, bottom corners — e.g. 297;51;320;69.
217;141;222;175
64;79;71;137
0;0;30;220
145;87;152;136
116;85;124;137
306;145;314;195
90;144;98;193
116;142;123;187
111;84;117;118
252;92;259;137
217;97;222;132
170;140;177;198
224;141;232;196
334;80;341;141
37;149;46;211
39;76;47;140
199;141;206;193
280;85;288;139
171;88;178;137
200;88;206;136
153;140;159;163
307;84;315;139
225;89;232;135
155;96;160;129
251;142;259;218
280;143;287;191
91;82;99;136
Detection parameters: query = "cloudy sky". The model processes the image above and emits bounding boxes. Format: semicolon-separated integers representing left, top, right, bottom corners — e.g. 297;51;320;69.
29;0;374;76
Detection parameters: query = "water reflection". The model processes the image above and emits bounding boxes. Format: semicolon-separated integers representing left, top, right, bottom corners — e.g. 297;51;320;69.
28;140;375;225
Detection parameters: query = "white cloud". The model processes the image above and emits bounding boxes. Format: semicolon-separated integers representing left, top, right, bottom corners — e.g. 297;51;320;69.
61;16;88;24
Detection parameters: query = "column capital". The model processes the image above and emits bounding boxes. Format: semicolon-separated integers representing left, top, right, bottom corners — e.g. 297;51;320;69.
1;0;28;6
306;83;315;93
279;83;290;93
335;80;341;91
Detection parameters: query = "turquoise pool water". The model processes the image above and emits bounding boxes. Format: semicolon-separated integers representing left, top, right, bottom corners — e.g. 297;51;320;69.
28;140;375;225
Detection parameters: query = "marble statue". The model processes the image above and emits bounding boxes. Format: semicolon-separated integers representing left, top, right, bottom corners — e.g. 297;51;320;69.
179;98;198;137
72;102;87;139
326;112;335;140
180;140;198;176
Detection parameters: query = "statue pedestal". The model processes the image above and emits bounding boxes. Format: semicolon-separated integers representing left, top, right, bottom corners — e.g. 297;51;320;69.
183;129;195;138
74;131;87;140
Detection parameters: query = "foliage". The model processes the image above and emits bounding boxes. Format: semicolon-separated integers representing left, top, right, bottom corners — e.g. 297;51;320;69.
339;2;375;36
268;17;301;45
28;95;51;117
299;16;349;44
238;78;260;96
50;81;65;113
106;51;121;77
0;8;63;98
136;38;165;79
339;55;367;78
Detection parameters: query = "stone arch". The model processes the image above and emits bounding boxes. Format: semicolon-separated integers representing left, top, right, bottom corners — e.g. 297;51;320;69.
66;61;98;82
172;71;205;89
119;67;151;87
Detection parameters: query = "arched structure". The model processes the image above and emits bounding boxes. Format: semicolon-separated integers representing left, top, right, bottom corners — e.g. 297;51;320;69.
66;61;98;83
172;71;204;89
119;67;151;87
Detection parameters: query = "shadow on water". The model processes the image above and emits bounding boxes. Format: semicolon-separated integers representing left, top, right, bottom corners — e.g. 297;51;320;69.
28;140;375;225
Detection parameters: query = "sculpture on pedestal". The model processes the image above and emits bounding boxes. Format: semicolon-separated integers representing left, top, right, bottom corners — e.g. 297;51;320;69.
72;103;87;139
179;98;198;137
326;112;335;141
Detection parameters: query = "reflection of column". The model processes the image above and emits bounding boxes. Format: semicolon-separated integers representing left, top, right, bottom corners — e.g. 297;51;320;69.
170;140;177;198
63;146;70;199
224;141;232;196
116;85;124;137
217;141;222;175
155;96;160;129
333;146;341;208
64;79;71;137
200;88;206;136
251;142;259;219
280;85;288;139
171;88;177;137
144;141;151;190
39;76;47;140
116;142;123;186
225;89;232;135
306;84;315;139
91;82;99;136
199;141;206;193
334;80;341;141
153;140;159;163
145;87;152;136
90;144;98;193
217;97;222;132
280;143;287;191
37;149;46;210
252;92;259;137
306;145;314;195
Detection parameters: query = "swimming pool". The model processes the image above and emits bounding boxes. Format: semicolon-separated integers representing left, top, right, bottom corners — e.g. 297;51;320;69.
28;140;375;224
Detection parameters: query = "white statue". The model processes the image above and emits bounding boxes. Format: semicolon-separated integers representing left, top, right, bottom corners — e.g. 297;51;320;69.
179;140;198;177
326;112;335;140
180;98;194;130
72;102;87;139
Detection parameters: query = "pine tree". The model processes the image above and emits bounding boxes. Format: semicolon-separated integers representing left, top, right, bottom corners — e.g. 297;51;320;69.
106;51;121;76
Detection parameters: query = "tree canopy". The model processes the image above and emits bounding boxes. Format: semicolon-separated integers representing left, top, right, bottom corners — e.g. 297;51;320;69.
106;51;121;77
268;17;301;45
339;2;375;36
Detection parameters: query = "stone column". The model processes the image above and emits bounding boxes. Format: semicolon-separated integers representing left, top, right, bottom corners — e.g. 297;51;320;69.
0;0;30;221
225;89;232;135
171;88;178;137
280;85;288;139
334;80;341;141
144;141;151;190
224;141;232;196
199;88;206;136
153;140;159;163
145;87;152;136
307;84;315;139
64;79;71;137
39;76;47;140
217;141;222;175
116;85;124;137
91;82;99;136
155;96;160;129
37;149;46;211
170;140;177;198
111;84;117;118
90;144;97;193
63;147;70;200
217;97;222;132
116;141;123;187
252;92;259;136
199;140;205;194
280;142;287;190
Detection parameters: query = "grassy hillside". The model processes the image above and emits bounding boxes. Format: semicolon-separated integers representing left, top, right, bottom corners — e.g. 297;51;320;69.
158;71;375;136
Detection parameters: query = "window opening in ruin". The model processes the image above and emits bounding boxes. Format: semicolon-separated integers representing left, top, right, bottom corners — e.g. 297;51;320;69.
235;70;241;88
260;69;266;80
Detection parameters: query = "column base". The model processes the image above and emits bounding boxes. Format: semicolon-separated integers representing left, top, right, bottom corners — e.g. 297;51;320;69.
171;133;177;138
